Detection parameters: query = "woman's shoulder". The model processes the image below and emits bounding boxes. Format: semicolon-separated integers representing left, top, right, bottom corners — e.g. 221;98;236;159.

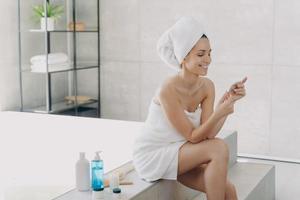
155;76;178;101
201;77;215;89
160;76;176;95
201;77;215;98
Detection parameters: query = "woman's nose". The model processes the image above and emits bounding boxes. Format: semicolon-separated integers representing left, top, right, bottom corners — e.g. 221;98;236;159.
203;54;211;63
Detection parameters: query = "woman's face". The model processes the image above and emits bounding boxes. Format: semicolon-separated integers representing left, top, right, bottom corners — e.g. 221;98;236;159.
182;37;211;76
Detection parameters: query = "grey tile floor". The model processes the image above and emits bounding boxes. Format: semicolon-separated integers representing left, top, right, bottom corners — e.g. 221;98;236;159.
237;157;300;200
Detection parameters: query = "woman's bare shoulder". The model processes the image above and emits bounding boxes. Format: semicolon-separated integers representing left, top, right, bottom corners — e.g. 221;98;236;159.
201;77;215;92
200;77;215;100
155;75;178;104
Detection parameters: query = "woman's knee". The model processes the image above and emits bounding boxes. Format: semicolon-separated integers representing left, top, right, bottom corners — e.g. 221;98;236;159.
210;138;229;161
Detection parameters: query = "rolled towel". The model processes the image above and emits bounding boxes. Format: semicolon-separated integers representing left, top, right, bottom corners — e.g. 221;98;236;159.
30;62;71;73
30;53;69;65
157;16;206;71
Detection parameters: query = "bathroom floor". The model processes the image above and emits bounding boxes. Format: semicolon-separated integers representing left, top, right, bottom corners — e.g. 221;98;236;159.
237;157;300;200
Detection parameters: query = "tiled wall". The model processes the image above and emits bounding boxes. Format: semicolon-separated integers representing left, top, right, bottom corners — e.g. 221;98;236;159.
0;0;20;111
0;0;299;159
99;0;300;159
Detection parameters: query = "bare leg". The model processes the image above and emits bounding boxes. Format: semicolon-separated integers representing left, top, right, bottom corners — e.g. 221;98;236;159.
178;165;238;200
178;164;238;200
225;181;238;200
177;138;229;200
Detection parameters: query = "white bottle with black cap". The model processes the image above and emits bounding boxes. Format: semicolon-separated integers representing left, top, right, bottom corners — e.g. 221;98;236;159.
76;152;90;191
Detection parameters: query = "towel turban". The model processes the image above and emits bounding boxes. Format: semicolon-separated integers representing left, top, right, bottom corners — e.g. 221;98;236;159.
157;16;206;71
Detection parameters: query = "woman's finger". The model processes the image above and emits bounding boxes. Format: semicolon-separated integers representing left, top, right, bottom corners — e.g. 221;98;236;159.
234;91;246;96
236;84;244;88
233;88;245;93
235;92;246;96
241;77;248;84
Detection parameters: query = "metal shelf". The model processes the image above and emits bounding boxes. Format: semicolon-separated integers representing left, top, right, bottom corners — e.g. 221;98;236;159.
24;100;98;114
18;0;101;117
21;63;99;74
29;29;99;33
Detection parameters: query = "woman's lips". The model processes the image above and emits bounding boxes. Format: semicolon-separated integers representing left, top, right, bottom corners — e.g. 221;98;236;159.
199;65;208;69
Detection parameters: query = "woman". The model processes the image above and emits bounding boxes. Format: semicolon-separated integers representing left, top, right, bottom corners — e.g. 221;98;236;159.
133;16;247;200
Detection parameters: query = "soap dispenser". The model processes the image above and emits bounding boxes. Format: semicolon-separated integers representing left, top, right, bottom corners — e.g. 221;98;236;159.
91;151;104;191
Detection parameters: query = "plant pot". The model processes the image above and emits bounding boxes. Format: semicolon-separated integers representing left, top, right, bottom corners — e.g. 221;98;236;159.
40;17;54;31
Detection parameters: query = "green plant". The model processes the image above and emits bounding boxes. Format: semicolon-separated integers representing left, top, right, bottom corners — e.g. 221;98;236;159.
32;2;64;22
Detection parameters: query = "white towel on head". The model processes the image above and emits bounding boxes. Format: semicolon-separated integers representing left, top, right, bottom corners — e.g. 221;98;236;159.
157;16;206;70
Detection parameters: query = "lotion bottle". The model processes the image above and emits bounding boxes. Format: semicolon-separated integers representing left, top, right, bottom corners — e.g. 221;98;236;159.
76;152;90;191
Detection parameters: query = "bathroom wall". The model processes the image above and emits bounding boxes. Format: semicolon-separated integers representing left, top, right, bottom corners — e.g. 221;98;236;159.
0;0;299;160
0;0;20;111
100;0;300;160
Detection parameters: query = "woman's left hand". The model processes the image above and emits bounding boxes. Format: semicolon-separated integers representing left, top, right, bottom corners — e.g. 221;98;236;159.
229;77;247;102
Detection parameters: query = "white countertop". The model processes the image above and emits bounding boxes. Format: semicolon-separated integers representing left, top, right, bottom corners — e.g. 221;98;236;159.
0;112;142;200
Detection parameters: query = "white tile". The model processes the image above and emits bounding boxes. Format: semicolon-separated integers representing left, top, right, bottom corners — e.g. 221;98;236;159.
100;0;139;61
139;0;183;62
0;62;20;111
208;0;273;65
273;0;300;65
269;66;300;159
209;64;272;155
139;0;273;65
101;61;140;121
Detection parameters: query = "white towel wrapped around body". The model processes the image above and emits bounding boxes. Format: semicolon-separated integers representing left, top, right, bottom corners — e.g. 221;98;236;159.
132;98;201;182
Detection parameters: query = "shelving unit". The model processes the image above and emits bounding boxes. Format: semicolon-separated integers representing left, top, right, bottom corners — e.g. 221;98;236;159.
17;0;101;117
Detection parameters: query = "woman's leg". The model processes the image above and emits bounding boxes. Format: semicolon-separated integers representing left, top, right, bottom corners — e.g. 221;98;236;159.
225;180;238;200
177;138;229;200
178;165;238;200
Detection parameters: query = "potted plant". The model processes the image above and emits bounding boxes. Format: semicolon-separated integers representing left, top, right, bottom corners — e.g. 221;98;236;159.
33;2;64;31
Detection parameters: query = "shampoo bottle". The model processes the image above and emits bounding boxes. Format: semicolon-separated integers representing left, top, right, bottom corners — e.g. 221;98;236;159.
75;152;90;191
91;151;104;191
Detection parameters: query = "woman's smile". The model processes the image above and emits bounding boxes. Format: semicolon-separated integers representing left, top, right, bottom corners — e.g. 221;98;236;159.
199;65;208;69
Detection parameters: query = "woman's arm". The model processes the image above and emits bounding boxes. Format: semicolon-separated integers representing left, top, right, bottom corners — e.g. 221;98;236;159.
200;79;230;139
205;77;248;139
159;79;234;144
206;115;227;139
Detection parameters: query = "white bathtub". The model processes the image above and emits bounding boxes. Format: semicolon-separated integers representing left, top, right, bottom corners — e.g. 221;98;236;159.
0;111;142;200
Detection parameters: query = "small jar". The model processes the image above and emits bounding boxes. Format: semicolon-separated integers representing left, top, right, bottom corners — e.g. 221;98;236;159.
112;188;122;199
109;172;120;192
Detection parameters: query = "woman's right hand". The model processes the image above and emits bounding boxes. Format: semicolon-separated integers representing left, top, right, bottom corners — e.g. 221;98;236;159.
215;91;235;118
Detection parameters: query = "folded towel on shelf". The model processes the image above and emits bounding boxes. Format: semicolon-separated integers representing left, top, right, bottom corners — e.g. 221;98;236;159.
30;62;71;73
30;53;69;65
64;96;95;105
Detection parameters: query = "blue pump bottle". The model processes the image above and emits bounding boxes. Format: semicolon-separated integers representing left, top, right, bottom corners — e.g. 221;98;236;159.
91;151;104;191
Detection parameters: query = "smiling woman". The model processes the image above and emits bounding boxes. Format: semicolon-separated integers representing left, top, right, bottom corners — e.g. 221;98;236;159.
133;16;247;200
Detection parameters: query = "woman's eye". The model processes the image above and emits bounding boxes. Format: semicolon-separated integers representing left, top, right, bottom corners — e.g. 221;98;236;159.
197;54;204;57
